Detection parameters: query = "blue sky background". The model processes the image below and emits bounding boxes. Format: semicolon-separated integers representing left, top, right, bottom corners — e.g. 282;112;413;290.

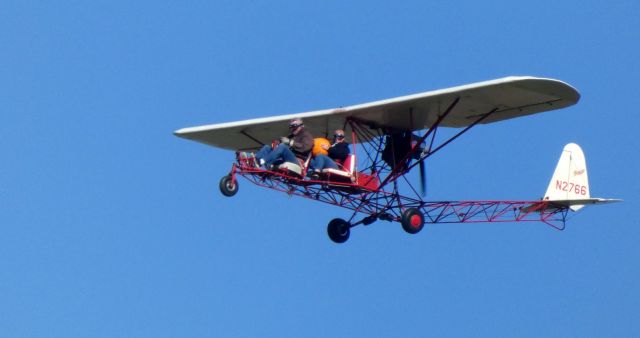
1;1;638;337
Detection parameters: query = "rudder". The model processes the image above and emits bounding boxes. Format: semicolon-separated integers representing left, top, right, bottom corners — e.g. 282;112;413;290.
544;143;590;211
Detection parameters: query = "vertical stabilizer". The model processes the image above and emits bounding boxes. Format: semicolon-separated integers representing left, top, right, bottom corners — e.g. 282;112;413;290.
544;143;590;211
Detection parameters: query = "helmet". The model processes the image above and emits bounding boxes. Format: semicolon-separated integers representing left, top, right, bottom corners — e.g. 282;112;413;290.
289;118;304;129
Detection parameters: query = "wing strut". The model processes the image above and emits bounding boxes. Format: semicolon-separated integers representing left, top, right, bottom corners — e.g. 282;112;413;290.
240;130;265;148
379;101;500;193
378;97;460;189
418;107;498;161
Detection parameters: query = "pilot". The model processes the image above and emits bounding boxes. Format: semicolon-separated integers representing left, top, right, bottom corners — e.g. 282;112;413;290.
310;129;350;175
254;118;314;169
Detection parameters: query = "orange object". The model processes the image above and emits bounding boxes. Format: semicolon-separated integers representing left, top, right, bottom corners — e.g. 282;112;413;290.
312;138;330;156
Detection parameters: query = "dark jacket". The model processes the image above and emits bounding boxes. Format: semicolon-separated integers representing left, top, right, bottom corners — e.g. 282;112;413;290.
289;128;314;159
328;142;350;162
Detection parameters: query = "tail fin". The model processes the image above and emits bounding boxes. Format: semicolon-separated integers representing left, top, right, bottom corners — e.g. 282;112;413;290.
544;143;590;211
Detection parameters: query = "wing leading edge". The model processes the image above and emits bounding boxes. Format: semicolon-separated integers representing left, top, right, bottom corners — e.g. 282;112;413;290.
174;76;580;151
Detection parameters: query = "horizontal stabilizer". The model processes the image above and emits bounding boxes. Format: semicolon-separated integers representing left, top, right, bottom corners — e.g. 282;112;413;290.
543;198;622;209
520;198;621;214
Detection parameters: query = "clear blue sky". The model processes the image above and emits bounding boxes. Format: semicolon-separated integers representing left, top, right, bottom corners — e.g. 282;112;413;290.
1;1;638;337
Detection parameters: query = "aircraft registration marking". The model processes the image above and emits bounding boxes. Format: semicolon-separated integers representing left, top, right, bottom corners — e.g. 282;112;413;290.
555;180;587;195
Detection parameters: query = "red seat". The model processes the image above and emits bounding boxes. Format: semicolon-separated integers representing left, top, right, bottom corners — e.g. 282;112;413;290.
321;154;356;180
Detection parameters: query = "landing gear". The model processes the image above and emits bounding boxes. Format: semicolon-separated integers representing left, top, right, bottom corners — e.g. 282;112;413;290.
326;209;424;243
327;218;351;243
401;208;424;234
219;175;238;197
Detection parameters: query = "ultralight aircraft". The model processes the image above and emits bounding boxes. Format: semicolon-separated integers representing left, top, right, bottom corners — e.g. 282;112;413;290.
175;76;620;243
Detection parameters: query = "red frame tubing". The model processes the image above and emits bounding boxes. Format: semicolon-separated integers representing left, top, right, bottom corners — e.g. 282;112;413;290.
229;160;569;230
226;98;570;231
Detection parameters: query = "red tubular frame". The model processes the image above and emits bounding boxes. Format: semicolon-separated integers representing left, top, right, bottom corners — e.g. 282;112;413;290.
228;97;572;231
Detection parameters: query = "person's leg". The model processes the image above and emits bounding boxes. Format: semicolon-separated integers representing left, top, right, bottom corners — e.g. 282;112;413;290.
322;156;339;169
279;146;299;164
313;154;339;170
263;144;298;166
312;155;325;170
254;145;273;160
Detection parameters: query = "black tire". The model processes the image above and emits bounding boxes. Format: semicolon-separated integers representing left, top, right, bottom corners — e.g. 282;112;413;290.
327;218;350;243
401;208;424;234
219;175;239;197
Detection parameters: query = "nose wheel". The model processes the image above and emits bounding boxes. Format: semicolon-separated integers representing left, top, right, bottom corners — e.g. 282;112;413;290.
219;175;239;197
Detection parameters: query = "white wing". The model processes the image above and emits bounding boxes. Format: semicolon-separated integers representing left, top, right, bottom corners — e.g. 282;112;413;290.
175;76;580;151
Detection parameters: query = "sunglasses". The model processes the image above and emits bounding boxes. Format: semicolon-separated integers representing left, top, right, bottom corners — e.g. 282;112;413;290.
289;124;302;129
334;134;345;138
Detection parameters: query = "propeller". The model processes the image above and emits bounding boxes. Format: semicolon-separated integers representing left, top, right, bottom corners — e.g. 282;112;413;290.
418;158;426;197
412;135;427;197
383;130;428;197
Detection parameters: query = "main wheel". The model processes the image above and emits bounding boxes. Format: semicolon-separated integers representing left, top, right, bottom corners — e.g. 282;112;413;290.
327;218;350;243
219;175;238;197
401;208;424;234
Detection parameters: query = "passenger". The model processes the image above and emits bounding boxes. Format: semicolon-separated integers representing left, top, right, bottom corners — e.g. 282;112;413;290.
254;118;313;169
310;129;351;176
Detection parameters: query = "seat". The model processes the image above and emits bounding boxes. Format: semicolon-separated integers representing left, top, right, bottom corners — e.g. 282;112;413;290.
278;153;312;177
278;162;302;176
321;154;356;180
